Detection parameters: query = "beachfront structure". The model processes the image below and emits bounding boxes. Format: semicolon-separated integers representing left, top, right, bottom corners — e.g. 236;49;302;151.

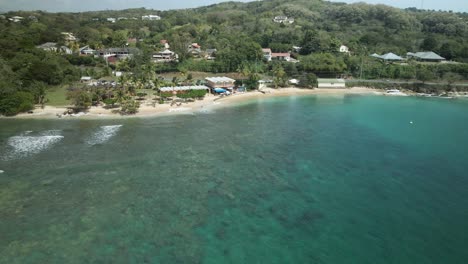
273;16;294;24
159;85;209;93
317;79;346;88
36;42;72;54
205;77;236;92
407;52;445;62
371;52;404;62
142;15;161;20
152;49;178;62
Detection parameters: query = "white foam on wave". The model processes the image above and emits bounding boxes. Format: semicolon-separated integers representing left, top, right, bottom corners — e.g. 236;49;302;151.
3;133;64;160
86;125;122;145
197;108;215;114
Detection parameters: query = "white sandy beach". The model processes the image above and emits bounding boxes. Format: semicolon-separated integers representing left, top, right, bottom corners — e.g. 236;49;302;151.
5;87;385;119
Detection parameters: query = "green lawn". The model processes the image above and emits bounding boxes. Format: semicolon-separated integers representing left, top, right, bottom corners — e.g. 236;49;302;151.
45;85;71;107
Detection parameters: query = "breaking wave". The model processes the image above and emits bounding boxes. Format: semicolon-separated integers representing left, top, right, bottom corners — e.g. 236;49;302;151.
2;131;64;160
86;125;123;145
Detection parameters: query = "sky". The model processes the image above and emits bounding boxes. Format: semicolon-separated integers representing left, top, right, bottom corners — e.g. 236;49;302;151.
0;0;466;13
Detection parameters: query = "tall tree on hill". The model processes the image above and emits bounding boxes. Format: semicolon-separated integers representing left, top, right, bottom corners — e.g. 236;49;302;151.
300;30;321;55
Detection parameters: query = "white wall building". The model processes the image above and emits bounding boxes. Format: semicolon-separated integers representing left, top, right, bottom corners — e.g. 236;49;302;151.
142;15;161;21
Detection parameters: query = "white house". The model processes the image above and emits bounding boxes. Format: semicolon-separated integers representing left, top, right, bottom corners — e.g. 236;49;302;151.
8;16;24;23
106;18;116;23
153;49;178;62
142;15;161;21
80;76;92;83
273;16;294;24
339;45;350;54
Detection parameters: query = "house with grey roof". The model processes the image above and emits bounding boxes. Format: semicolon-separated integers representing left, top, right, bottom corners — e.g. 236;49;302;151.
370;52;404;62
79;46;95;56
407;52;445;62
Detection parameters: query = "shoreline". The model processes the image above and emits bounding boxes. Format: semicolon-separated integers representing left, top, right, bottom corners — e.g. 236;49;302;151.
2;87;386;120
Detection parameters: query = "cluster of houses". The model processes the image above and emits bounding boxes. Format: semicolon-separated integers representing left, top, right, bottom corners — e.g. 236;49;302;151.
1;15;38;23
370;51;446;62
100;15;161;23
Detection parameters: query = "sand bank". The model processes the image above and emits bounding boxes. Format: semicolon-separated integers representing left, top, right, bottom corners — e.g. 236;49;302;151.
4;87;384;120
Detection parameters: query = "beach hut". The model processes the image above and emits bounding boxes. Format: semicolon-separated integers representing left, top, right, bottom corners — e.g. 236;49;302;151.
317;79;346;88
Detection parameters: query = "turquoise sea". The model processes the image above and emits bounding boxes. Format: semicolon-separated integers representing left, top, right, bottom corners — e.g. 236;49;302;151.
1;95;468;263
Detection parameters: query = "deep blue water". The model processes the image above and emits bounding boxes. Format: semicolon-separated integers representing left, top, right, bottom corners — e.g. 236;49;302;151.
1;95;468;263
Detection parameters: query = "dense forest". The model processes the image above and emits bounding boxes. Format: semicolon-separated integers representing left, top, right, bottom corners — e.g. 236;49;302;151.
1;0;468;115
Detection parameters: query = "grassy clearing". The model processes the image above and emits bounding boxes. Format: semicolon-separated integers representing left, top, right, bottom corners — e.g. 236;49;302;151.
45;85;70;107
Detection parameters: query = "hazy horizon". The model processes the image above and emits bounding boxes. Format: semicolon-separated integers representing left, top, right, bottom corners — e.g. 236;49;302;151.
0;0;466;13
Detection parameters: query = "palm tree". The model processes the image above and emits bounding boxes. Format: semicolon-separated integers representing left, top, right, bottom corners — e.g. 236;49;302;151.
115;88;126;104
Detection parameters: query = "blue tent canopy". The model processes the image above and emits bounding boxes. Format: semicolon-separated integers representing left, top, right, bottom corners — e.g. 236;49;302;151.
214;88;227;93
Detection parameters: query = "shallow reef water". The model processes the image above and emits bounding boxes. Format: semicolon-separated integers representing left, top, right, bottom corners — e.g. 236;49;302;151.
1;95;468;263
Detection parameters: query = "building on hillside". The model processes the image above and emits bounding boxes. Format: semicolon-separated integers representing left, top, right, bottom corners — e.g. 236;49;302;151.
292;46;302;53
188;43;202;56
205;49;217;60
205;77;236;92
317;79;346;88
339;45;350;54
407;51;445;62
371;52;404;62
79;46;95;56
142;15;161;20
160;40;170;49
127;38;137;44
36;42;72;54
28;16;38;22
262;48;272;61
80;76;92;83
9;16;24;23
273;16;294;24
106;18;116;23
61;32;77;43
272;52;291;61
152;49;178;62
96;48;138;61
